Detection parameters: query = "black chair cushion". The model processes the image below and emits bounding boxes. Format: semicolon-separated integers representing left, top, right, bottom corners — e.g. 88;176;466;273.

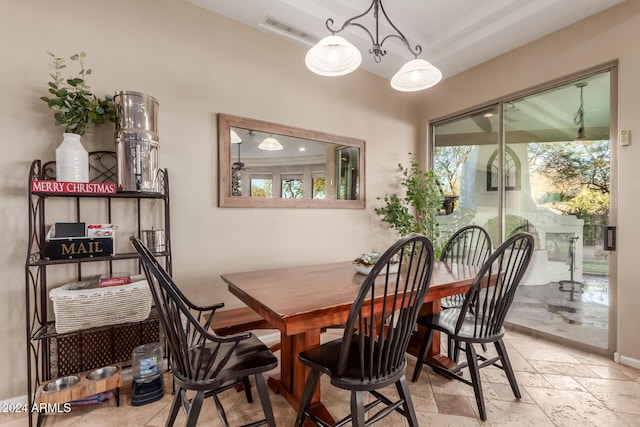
417;309;505;343
299;337;405;390
187;335;277;386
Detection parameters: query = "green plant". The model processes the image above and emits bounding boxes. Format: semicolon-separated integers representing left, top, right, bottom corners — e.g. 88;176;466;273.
40;51;115;135
375;153;443;243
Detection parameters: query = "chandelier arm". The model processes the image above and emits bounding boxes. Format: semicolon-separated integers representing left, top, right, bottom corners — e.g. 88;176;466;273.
380;34;422;57
349;22;376;49
377;0;423;57
325;1;375;34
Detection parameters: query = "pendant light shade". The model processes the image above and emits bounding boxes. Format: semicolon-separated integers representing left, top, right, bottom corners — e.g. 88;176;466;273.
258;136;283;151
305;35;362;76
390;58;443;92
230;129;243;143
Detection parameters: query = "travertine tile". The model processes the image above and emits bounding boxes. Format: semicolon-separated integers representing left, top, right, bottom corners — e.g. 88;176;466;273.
585;364;636;380
416;411;481;426
537;403;628;426
488;381;535;404
472;399;554;426
482;366;552;388
433;393;476;418
576;377;640;414
528;359;599;377
500;347;537;373
526;386;607;409
541;373;588;391
507;342;583;364
617;412;640;426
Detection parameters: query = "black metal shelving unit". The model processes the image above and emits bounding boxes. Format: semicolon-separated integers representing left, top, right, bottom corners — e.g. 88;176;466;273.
25;152;171;426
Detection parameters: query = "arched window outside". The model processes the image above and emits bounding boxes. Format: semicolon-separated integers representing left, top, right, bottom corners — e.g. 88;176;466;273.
486;146;521;191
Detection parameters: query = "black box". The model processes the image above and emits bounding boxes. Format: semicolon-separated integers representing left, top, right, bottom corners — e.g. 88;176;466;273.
44;227;114;260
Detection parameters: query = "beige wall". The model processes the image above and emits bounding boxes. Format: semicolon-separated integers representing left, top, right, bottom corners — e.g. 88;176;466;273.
0;0;422;400
417;2;640;362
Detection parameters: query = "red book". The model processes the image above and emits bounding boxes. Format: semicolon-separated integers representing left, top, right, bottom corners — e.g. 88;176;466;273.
31;180;116;194
98;273;132;287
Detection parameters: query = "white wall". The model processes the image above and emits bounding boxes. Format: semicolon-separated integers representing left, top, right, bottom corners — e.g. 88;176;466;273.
418;1;640;361
0;0;422;400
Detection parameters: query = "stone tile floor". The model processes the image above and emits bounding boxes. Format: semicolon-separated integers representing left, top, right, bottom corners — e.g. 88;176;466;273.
2;329;639;426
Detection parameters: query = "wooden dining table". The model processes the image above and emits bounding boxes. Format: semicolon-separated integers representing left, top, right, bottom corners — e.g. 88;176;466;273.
221;260;478;423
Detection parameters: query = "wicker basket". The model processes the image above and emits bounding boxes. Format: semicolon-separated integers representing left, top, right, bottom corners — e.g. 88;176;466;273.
49;275;152;334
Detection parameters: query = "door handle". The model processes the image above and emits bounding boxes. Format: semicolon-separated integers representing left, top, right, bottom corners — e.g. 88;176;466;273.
604;226;616;251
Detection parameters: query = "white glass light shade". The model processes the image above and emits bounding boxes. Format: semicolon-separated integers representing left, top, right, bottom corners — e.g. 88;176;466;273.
390;58;442;92
305;35;362;76
258;137;283;151
230;129;242;143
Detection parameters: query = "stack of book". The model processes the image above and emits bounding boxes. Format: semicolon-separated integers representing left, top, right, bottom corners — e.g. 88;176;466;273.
98;273;132;287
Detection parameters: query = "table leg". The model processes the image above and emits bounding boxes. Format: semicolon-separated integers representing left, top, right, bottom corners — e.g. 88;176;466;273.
407;300;458;370
267;330;335;425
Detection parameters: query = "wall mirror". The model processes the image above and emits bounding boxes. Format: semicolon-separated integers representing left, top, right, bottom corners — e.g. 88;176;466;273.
218;114;365;208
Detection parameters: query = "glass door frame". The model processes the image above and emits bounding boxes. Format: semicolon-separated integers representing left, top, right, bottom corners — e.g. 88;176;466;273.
427;62;618;355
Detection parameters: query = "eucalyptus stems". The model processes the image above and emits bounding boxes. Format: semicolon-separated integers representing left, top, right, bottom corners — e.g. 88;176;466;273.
40;51;115;135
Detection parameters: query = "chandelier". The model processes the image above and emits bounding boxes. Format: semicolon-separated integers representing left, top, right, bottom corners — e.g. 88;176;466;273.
305;0;442;92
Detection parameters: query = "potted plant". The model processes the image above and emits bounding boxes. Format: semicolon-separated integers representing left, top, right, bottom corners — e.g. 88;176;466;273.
40;51;115;182
375;153;444;254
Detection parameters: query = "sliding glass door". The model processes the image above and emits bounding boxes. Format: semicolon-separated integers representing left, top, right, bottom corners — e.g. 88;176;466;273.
432;68;614;352
433;105;500;245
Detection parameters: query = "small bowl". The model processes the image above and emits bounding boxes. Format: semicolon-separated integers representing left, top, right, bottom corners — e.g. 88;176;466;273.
43;375;79;392
352;262;399;276
86;366;119;381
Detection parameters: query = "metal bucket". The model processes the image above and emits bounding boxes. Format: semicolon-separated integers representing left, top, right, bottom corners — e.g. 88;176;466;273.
115;133;159;192
141;228;166;253
114;91;159;138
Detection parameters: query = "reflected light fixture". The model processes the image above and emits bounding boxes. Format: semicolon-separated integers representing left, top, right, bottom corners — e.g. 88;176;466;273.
258;135;283;151
305;0;442;92
574;82;587;140
230;129;243;144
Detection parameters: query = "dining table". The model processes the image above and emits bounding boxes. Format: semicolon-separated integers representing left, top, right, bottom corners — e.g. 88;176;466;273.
221;260;479;424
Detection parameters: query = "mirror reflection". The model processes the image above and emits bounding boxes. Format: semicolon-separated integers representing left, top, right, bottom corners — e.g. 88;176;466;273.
218;114;365;208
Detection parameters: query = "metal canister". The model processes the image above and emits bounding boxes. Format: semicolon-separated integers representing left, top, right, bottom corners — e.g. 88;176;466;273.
141;228;166;253
115;132;159;192
114;91;160;192
114;91;159;137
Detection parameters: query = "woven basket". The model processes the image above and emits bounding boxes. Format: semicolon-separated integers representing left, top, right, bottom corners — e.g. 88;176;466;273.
50;275;152;334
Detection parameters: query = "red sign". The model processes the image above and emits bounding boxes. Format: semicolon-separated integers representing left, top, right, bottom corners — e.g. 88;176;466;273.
31;180;116;194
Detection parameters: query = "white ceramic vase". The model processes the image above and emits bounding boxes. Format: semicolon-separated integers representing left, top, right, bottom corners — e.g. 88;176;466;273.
56;133;89;182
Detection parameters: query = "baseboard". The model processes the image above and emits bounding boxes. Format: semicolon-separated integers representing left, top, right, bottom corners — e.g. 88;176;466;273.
614;352;640;369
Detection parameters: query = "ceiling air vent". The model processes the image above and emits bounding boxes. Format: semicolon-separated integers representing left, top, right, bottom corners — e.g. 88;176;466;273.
259;16;318;47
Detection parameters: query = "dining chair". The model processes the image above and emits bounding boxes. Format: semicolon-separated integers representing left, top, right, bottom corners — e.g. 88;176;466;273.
295;234;434;427
411;232;534;421
130;236;278;427
439;224;493;359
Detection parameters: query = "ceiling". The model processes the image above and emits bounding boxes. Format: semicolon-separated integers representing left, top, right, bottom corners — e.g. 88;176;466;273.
185;0;624;81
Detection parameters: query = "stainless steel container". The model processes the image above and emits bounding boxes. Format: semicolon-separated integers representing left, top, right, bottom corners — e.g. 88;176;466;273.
116;133;159;192
114;91;159;138
114;91;160;192
141;228;166;253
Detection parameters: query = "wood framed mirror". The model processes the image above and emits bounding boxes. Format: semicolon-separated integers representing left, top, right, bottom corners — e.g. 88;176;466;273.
218;114;365;208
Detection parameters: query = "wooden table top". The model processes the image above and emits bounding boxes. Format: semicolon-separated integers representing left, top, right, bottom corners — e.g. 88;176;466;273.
222;260;478;336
